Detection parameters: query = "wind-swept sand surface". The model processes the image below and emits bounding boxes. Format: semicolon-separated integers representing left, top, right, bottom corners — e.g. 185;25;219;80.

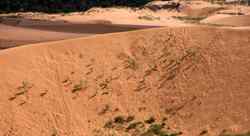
0;15;160;49
1;1;250;49
202;15;250;26
0;24;90;49
0;27;250;136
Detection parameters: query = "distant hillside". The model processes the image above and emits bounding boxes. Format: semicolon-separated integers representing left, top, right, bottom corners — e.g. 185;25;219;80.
0;0;151;13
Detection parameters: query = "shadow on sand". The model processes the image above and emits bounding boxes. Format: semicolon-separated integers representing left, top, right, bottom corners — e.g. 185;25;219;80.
0;15;160;34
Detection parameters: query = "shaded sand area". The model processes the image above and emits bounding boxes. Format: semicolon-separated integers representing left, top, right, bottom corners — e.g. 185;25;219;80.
1;1;250;49
0;27;250;136
0;17;159;49
0;23;89;49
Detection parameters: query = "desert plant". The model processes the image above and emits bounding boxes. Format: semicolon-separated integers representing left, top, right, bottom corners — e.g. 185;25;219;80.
144;117;155;124
72;80;86;93
14;81;33;96
127;121;144;131
141;123;181;136
126;116;135;122
138;15;160;21
86;0;151;8
99;79;109;90
199;130;208;135
117;53;138;70
17;81;32;92
172;16;206;23
100;115;181;136
114;116;126;124
104;120;114;129
125;57;138;70
0;0;152;13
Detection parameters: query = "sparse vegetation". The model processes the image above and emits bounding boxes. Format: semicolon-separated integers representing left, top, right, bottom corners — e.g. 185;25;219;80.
114;116;126;124
99;115;181;136
99;79;109;90
72;80;86;93
62;79;69;83
125;56;138;70
143;124;164;135
8;96;16;101
144;117;155;124
199;130;208;135
138;15;160;21
9;81;32;101
173;16;206;23
51;128;58;136
126;115;135;122
202;23;234;27
104;120;114;129
134;79;147;92
17;81;32;93
86;0;152;8
118;53;138;70
40;90;48;97
126;121;144;131
0;0;152;13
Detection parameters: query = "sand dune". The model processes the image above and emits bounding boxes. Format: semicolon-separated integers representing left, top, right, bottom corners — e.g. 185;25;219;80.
0;27;250;136
202;15;250;26
0;24;90;49
0;17;157;49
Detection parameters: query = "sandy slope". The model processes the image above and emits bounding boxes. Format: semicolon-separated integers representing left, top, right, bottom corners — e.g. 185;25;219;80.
0;19;153;49
201;15;250;26
57;7;187;26
0;24;90;49
1;1;249;50
0;27;250;136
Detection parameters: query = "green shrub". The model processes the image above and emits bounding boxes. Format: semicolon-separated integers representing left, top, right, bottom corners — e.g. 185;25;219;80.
127;121;144;131
114;116;126;124
86;0;151;7
144;117;155;124
0;0;152;13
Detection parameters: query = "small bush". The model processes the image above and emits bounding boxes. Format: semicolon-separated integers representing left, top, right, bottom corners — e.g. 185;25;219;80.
114;116;126;124
104;120;114;129
138;15;160;21
142;123;180;136
126;116;135;122
147;124;164;135
72;80;86;93
124;57;138;70
127;122;144;131
86;0;151;7
0;0;152;13
173;16;206;23
144;117;155;124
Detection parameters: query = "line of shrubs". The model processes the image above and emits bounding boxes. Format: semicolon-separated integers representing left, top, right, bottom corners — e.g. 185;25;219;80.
0;0;152;13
